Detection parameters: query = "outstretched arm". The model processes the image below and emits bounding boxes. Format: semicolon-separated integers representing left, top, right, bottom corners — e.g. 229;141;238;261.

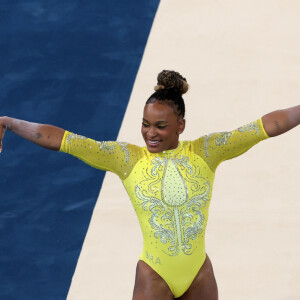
0;116;65;152
262;105;300;137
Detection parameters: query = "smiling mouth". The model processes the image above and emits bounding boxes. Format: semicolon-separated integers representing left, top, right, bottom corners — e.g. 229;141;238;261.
147;140;161;146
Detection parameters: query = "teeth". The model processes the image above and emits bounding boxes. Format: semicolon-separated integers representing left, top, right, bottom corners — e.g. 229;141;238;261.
148;140;160;145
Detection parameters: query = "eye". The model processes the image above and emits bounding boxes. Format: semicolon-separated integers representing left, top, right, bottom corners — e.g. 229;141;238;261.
157;125;167;129
142;122;150;127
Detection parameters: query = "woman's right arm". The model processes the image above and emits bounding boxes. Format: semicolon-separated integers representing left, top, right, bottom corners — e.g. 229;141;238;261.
0;116;65;152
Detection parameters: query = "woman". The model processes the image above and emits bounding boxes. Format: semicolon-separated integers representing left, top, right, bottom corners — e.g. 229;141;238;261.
0;70;299;300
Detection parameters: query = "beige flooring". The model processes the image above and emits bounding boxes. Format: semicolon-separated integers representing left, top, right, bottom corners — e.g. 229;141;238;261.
67;0;300;299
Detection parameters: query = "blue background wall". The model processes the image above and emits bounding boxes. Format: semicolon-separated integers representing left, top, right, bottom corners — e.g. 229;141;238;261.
0;1;159;299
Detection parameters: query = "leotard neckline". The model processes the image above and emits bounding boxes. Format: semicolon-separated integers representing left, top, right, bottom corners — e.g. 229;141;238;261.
149;141;182;157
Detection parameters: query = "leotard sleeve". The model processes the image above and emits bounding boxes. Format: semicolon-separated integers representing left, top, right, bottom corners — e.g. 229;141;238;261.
59;131;142;179
193;118;269;172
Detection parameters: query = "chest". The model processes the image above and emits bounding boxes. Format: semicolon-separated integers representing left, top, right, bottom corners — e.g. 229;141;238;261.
124;154;214;207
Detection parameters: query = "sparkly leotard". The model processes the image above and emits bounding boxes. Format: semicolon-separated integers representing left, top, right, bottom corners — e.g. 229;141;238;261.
60;118;269;298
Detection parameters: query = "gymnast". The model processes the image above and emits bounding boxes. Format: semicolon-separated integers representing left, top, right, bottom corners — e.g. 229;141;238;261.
0;70;299;300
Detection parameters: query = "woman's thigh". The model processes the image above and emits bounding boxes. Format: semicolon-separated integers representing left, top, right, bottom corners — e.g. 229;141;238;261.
177;255;218;300
132;260;173;300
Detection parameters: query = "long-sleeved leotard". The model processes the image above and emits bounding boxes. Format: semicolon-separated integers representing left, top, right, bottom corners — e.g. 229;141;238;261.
60;118;269;298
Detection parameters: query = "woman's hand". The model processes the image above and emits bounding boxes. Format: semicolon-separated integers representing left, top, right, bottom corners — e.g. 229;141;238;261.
0;116;8;153
0;116;65;152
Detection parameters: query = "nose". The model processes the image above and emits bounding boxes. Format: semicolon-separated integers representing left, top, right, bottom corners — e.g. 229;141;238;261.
147;126;157;138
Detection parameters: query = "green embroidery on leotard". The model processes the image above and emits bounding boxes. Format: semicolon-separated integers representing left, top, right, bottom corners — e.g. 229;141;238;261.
135;154;211;256
238;122;260;134
66;133;88;144
203;131;232;157
96;141;116;153
116;142;130;163
215;132;232;146
162;159;188;206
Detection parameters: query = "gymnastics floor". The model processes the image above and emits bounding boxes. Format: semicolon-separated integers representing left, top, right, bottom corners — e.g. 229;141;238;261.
1;1;300;299
67;1;300;299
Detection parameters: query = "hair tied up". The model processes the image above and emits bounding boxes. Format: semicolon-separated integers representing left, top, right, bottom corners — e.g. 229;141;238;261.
146;70;188;118
154;70;189;96
154;84;165;91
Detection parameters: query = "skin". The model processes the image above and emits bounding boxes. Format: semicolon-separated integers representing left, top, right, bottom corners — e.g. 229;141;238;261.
0;103;300;299
136;102;219;299
141;102;185;153
133;255;218;300
0;117;64;152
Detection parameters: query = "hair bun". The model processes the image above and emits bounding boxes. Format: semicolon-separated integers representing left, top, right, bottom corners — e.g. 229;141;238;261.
154;70;189;95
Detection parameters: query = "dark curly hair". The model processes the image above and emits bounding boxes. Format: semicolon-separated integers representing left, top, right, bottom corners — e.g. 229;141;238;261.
146;70;189;118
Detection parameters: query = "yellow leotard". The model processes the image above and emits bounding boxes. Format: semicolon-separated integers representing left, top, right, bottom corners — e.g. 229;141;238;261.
60;118;269;298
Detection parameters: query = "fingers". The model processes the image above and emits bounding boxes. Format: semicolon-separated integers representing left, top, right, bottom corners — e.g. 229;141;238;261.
0;125;7;153
0;116;9;153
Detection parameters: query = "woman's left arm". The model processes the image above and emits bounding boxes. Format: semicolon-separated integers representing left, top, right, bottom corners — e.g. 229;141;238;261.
262;105;300;137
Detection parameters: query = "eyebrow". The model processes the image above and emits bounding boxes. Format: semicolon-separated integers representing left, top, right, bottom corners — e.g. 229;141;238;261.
142;118;168;125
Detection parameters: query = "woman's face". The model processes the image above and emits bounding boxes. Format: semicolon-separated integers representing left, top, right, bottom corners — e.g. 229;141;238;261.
141;102;185;153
